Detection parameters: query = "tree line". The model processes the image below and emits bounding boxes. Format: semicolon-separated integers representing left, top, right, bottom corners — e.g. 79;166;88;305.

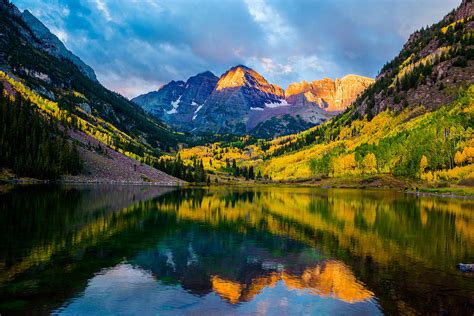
0;88;82;179
153;155;209;184
225;159;263;180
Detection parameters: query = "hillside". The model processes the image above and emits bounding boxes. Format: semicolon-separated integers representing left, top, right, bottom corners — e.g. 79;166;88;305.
167;0;474;188
352;0;474;118
259;0;474;183
0;71;184;185
133;66;372;137
0;0;188;184
0;0;182;152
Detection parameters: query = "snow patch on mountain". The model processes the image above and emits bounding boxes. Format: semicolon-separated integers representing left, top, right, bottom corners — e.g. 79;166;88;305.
166;96;181;114
265;99;289;108
192;104;203;120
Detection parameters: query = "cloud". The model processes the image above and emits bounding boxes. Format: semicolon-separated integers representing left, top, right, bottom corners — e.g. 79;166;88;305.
244;0;294;45
12;0;461;98
93;0;112;22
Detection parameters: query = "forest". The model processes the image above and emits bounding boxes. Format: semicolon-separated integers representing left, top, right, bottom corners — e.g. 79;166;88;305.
0;88;82;179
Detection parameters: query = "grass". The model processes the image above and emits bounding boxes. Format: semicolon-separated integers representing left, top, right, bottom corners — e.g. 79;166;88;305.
210;172;474;197
418;186;474;197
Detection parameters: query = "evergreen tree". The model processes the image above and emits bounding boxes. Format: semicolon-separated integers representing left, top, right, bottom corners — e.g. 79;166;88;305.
0;89;82;179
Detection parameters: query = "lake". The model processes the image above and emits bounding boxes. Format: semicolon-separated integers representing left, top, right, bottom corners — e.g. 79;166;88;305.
0;185;473;315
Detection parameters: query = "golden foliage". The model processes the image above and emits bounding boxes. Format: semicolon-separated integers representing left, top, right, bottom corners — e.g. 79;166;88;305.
362;153;377;174
0;71;152;164
332;153;358;176
455;151;465;166
420;155;428;173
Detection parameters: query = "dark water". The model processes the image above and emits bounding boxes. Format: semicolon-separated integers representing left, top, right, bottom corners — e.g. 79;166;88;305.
0;185;473;315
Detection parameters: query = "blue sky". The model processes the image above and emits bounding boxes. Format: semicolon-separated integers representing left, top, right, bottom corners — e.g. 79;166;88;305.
12;0;460;98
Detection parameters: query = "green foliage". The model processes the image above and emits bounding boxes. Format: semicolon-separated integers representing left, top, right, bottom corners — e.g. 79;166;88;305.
398;61;433;91
153;155;207;183
0;89;82;179
358;87;473;178
0;4;182;151
310;146;345;176
224;159;257;180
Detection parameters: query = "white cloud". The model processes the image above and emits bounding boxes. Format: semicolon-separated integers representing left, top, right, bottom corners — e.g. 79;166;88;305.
51;28;69;43
244;0;294;45
94;0;112;22
260;57;292;75
97;72;164;99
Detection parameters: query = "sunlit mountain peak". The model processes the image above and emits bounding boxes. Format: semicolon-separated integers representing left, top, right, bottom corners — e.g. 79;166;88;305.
216;65;284;97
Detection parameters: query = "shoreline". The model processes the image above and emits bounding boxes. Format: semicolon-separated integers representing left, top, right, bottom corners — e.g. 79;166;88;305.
2;176;473;199
405;190;474;200
0;178;184;187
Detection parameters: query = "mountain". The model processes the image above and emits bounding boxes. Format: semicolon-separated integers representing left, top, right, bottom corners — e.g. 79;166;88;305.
132;71;219;130
0;0;184;184
133;66;373;137
193;65;286;134
0;0;181;149
286;75;374;112
134;80;186;117
20;9;98;82
171;0;474;187
250;74;374;138
257;0;474;182
352;0;474;119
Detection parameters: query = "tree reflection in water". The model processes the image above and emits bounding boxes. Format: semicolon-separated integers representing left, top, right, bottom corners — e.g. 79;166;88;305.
0;185;472;315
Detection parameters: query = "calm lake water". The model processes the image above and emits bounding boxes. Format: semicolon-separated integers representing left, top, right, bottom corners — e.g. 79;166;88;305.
0;185;473;315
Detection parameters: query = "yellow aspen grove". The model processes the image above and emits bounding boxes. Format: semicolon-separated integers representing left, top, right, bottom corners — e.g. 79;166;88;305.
420;155;429;174
362;153;377;174
454;151;465;166
463;147;474;163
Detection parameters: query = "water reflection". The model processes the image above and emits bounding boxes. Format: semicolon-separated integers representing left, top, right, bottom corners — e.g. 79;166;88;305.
0;186;472;315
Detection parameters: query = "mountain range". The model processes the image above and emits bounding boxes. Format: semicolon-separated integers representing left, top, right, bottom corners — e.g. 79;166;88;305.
0;0;472;186
132;66;373;137
171;0;473;187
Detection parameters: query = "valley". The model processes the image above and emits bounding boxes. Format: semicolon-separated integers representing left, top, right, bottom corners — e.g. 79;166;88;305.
0;0;473;315
0;0;472;195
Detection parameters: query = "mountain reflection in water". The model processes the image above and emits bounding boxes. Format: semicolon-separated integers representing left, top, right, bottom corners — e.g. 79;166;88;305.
0;185;472;315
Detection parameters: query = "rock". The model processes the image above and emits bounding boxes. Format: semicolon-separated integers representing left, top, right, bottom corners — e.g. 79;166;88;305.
170;71;218;127
453;0;474;21
458;263;474;272
132;80;186;117
20;9;98;81
78;103;92;114
132;72;218;131
286;75;374;112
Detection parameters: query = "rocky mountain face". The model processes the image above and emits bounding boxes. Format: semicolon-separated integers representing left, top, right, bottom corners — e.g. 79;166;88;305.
286;75;374;112
193;65;286;134
133;80;186;117
133;71;219;130
20;10;98;82
0;1;97;81
133;66;373;137
353;0;474;118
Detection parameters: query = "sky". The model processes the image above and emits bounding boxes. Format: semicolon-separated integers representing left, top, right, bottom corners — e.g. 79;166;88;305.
12;0;460;99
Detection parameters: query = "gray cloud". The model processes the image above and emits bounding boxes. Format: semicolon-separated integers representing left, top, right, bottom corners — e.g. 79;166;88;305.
12;0;460;98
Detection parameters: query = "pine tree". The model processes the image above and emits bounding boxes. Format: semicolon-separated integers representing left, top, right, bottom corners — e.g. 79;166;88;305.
249;166;255;180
